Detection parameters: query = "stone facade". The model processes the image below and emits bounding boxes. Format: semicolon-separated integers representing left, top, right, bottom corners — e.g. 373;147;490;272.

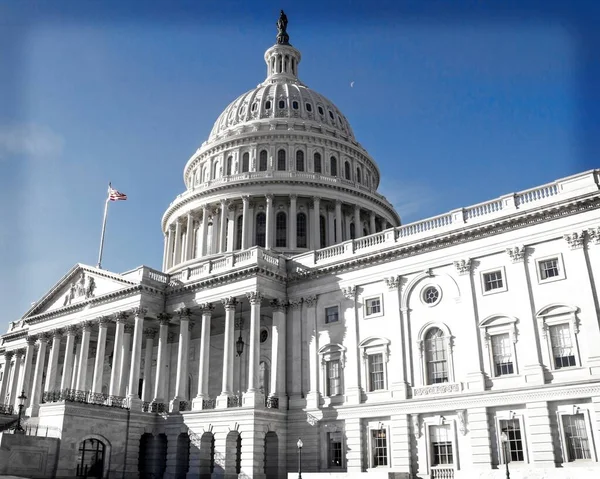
1;14;600;479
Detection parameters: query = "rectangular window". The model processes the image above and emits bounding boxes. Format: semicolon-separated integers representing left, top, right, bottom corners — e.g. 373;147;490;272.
549;324;576;368
371;429;388;467
368;354;385;391
562;414;591;461
325;306;339;324
365;297;381;316
499;419;524;462
326;360;341;396
483;270;504;292
539;258;560;280
327;432;343;468
491;333;514;376
430;425;453;466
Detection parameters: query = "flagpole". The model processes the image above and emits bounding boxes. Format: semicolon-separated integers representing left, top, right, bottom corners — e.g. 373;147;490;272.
97;184;111;269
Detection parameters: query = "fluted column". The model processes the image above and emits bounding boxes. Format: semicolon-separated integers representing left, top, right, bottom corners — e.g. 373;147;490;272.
0;351;14;404
370;211;376;234
305;295;320;408
241;196;249;249
226;204;236;252
128;307;147;406
171;308;192;412
289;195;297;249
141;328;156;402
92;317;110;394
70;339;80;390
76;321;93;391
183;213;193;262
354;205;362;238
152;314;171;404
60;326;77;390
311;196;321;249
8;349;23;406
166;226;175;270
211;208;220;254
219;201;228;253
109;313;127;396
217;297;237;408
270;299;287;409
335;200;342;243
119;323;134;396
243;292;262;406
193;303;214;410
17;336;35;408
44;330;62;393
27;335;49;416
265;195;274;249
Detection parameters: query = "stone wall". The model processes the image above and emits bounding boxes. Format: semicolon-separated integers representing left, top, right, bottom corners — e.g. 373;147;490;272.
0;432;59;478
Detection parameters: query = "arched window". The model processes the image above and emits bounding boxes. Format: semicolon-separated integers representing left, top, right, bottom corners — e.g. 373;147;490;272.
236;215;243;250
314;152;322;173
296;150;305;171
276;212;287;248
297;212;307;248
259;150;268;171
242;152;249;173
277;149;286;171
356;167;361;184
350;223;355;240
330;156;338;177
320;215;327;248
255;213;266;247
345;161;351;180
77;438;106;478
425;328;449;384
226;156;233;176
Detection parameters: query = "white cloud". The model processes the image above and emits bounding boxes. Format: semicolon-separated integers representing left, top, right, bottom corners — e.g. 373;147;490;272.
0;123;64;159
378;178;436;222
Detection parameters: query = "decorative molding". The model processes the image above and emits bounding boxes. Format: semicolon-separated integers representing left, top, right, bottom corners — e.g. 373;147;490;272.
131;307;148;318
506;245;526;263
288;298;303;310
124;324;135;335
270;299;287;312
411;414;421;439
157;313;172;326
246;291;263;305
80;320;94;332
384;276;400;291
563;231;585;250
62;271;96;306
222;297;238;310
176;307;192;320
4;350;14;360
144;328;157;340
25;336;36;346
457;409;467;435
114;311;129;323
96;316;111;326
303;295;318;308
412;383;463;397
453;259;471;275
342;286;356;300
199;303;215;315
588;226;600;245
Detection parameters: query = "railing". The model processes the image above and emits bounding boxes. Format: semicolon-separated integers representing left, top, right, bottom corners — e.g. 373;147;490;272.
179;401;191;412
515;183;559;206
464;198;503;219
265;396;279;409
0;418;18;432
0;404;14;415
396;213;453;238
202;398;216;410
227;395;242;408
42;389;129;409
315;244;345;261
142;401;167;413
23;424;62;437
354;231;386;250
430;466;455;478
412;383;463;397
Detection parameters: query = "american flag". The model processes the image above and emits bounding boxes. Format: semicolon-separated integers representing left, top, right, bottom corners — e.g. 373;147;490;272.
108;184;127;201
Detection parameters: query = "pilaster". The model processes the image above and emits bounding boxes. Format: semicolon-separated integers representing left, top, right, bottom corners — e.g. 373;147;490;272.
92;318;110;393
171;307;192;412
467;407;492;468
390;413;412;474
27;334;50;417
526;401;557;465
243;292;264;407
128;307;147;409
342;285;361;404
217;297;238;408
193;303;214;410
109;312;127;396
304;295;320;408
384;275;408;398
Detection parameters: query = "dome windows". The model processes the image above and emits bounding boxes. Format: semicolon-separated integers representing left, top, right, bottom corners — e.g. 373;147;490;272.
329;110;335;120
226;156;233;176
259;150;268;171
318;106;324;116
242;152;250;173
277;149;287;171
292;100;299;110
314;152;322;173
344;161;351;180
306;103;312;112
278;100;286;109
296;150;305;172
251;102;258;112
265;100;272;110
330;156;338;177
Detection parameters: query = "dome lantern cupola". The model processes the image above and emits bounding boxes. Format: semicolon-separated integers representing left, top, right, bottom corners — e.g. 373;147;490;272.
264;10;301;84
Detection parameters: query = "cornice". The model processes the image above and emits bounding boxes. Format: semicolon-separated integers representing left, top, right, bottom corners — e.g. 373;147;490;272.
289;195;600;283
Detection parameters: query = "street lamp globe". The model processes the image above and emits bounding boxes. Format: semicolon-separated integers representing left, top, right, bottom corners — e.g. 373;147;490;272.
297;438;303;449
17;389;27;407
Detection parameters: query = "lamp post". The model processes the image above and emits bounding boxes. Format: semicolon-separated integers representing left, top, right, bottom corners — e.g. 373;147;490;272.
297;437;303;479
15;389;27;433
500;431;510;479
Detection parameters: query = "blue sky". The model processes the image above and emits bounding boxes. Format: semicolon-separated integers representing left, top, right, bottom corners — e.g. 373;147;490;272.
0;0;599;331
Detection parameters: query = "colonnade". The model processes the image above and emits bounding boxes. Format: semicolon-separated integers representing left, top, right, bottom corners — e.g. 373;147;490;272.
163;195;391;270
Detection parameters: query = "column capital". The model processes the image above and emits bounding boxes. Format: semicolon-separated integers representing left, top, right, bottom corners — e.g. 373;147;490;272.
65;324;79;336
199;303;215;315
453;259;472;275
131;307;148;318
246;291;263;305
288;298;303;310
80;320;94;332
144;328;157;339
25;336;36;346
221;297;238;310
39;332;52;344
270;298;287;312
157;313;172;325
384;275;401;291
564;231;586;250
290;194;297;201
176;307;192;320
96;316;111;327
303;295;318;308
4;350;14;360
242;195;250;204
14;348;26;358
588;226;600;245
342;286;356;300
335;199;342;206
265;194;274;202
124;324;135;335
114;311;130;323
505;245;527;263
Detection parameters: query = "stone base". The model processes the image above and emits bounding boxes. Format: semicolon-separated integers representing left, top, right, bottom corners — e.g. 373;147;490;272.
25;404;40;418
216;393;231;409
169;397;183;413
243;390;265;407
391;382;409;399
587;356;600;375
191;395;207;411
305;391;321;409
523;363;546;385
465;371;486;391
128;397;143;412
288;394;305;409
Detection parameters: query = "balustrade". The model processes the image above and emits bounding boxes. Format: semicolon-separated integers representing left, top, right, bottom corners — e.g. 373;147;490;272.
0;404;14;415
265;396;279;409
41;389;129;409
227;395;242;408
430;466;455;478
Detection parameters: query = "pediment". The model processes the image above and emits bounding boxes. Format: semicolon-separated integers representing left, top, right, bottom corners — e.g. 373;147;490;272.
23;263;137;319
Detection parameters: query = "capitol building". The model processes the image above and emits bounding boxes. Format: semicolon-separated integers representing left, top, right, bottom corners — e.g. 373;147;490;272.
1;13;600;479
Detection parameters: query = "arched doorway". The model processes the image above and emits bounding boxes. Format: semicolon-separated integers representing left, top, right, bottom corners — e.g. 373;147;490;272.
225;431;242;476
138;433;167;479
175;433;190;479
264;432;279;479
76;438;105;479
199;432;215;479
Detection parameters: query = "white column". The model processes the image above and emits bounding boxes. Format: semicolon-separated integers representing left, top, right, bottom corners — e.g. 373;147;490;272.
184;212;194;262
211;208;220;254
17;337;35;408
26;335;49;416
173;220;182;265
152;314;171;404
226;206;235;252
166;226;175;270
162;234;168;271
311;196;321;249
241;197;249;250
60;326;77;391
76;321;93;391
141;328;156;402
0;351;14;404
44;330;62;393
289;195;297;249
70;340;79;390
354;205;362;238
219;200;228;253
199;207;208;257
304;295;320;408
171;308;191;411
109;313;127;396
118;323;133;396
369;211;376;234
8;350;23;406
269;299;287;409
193;303;214;410
345;214;352;240
244;292;263;406
92;317;110;394
265;195;274;249
384;276;408;398
217;297;237;407
287;299;303;404
342;286;361;404
335;200;343;243
327;206;335;246
128;307;147;406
